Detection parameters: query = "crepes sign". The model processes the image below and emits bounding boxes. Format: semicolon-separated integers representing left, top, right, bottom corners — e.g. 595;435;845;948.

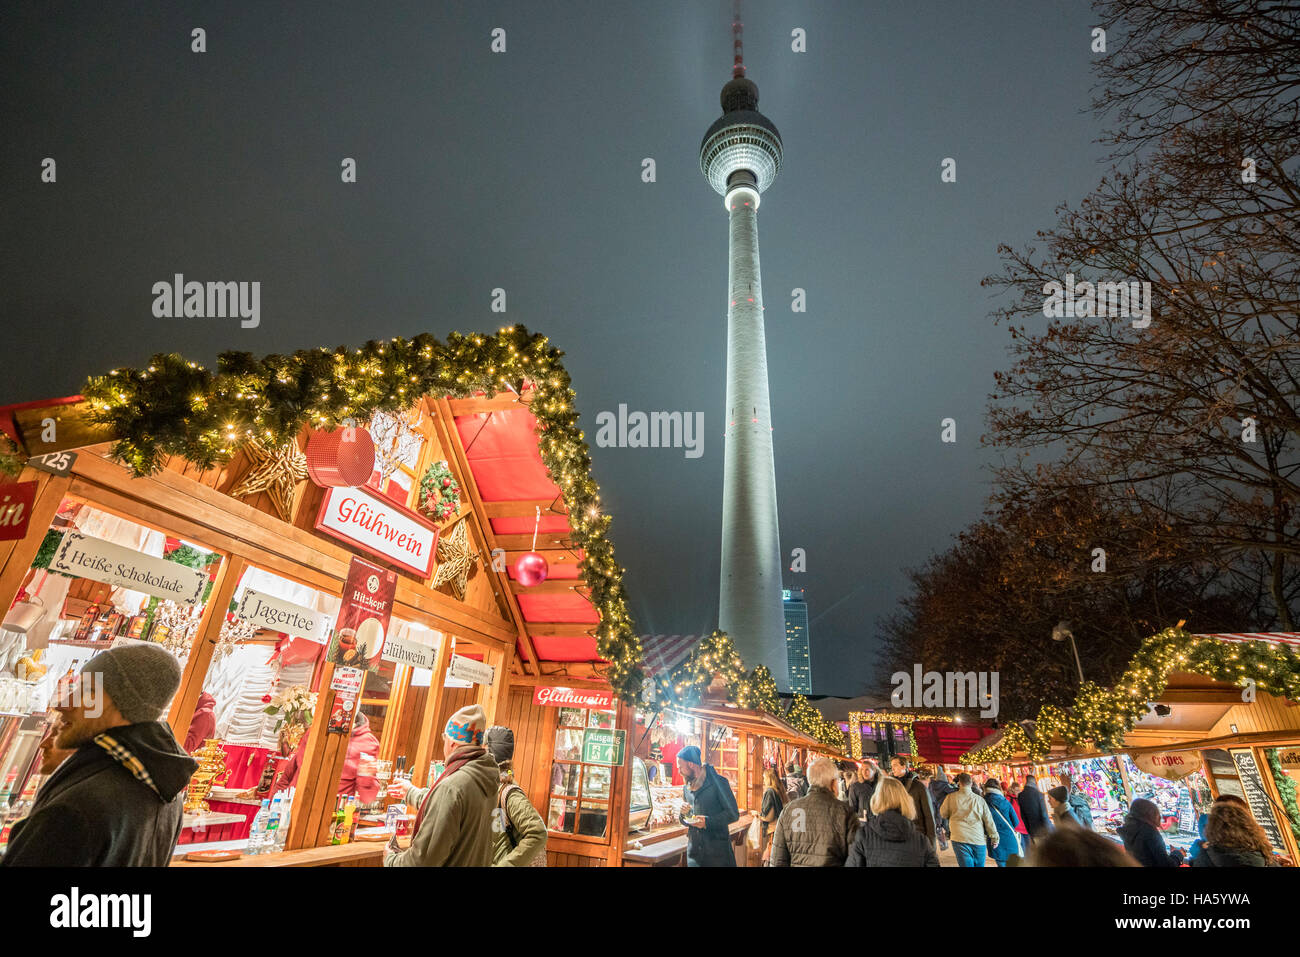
1130;750;1200;782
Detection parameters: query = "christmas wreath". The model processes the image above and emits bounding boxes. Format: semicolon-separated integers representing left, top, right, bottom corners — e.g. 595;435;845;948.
418;460;462;523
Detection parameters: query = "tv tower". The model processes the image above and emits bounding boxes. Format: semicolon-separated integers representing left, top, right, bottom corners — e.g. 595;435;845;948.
701;1;789;689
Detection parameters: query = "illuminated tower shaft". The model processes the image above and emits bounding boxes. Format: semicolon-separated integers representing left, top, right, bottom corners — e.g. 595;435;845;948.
700;4;788;688
719;176;787;688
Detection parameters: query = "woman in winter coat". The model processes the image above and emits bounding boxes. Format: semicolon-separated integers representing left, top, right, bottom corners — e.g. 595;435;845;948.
981;779;1023;866
845;776;940;867
758;768;784;863
1118;798;1182;867
1047;786;1085;828
1006;782;1030;853
1193;803;1280;867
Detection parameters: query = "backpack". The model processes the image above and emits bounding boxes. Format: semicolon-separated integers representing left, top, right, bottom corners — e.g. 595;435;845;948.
497;782;546;866
1067;792;1094;828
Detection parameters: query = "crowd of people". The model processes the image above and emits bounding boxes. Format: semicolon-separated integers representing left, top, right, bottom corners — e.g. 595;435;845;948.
734;751;1290;868
0;646;1291;869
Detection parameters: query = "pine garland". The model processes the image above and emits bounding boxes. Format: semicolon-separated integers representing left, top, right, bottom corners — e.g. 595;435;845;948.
1268;748;1300;841
960;628;1300;764
80;327;645;699
0;433;24;478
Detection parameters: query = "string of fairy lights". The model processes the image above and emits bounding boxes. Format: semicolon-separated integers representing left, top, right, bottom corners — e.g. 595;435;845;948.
959;627;1300;764
75;326;846;750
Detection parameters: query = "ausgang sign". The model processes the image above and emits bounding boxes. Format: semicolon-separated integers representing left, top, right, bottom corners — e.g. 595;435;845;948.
315;485;439;577
533;686;614;709
51;532;208;605
1130;750;1200;782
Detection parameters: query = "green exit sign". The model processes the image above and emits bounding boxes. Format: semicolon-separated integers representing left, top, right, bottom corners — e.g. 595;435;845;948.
582;728;626;767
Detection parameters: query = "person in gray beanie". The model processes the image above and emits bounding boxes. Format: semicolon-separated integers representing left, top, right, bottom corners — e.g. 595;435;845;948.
484;725;547;866
1;643;199;866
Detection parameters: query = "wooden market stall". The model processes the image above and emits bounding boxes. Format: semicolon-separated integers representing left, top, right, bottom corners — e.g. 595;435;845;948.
957;631;1300;862
0;330;641;867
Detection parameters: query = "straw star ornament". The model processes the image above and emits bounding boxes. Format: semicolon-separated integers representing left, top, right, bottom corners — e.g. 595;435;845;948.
230;438;308;521
432;517;479;600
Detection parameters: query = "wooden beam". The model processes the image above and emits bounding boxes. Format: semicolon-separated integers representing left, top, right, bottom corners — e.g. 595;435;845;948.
446;392;534;416
167;556;247;739
1154;688;1244;704
9;400;115;456
481;499;567;518
493;533;573;551
379;664;412;763
605;697;635;866
412;636;454;788
510;578;590;596
510;672;610;689
525;623;596;639
481;644;511;726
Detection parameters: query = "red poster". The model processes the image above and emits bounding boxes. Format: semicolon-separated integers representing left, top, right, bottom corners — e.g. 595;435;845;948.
533;686;614;709
0;481;38;542
326;556;397;674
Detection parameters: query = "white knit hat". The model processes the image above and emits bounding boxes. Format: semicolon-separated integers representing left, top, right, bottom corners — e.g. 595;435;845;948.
444;703;487;745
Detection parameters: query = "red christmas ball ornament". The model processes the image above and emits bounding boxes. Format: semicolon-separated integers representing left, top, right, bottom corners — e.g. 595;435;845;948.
514;552;549;587
442;477;451;488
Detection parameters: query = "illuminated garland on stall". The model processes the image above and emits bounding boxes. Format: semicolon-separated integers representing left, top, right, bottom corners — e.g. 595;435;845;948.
959;627;1300;764
81;327;645;699
655;630;843;752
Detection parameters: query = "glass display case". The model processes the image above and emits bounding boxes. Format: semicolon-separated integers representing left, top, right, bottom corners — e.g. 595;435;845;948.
546;704;617;838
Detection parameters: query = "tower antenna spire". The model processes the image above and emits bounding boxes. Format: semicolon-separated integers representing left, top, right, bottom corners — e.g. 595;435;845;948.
732;0;744;78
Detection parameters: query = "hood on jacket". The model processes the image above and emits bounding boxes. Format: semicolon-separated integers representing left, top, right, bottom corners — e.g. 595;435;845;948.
195;692;216;712
867;809;915;843
95;721;199;802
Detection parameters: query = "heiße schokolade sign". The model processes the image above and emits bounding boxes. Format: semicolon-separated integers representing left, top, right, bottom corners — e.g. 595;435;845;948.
533;686;614;709
52;532;208;605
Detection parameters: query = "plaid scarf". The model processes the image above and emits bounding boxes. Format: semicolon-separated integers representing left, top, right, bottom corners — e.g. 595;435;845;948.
93;731;162;798
413;744;487;832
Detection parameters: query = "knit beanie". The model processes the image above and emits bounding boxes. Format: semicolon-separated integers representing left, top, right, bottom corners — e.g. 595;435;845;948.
1047;785;1069;804
444;703;487;745
81;643;182;723
485;725;515;765
678;745;702;765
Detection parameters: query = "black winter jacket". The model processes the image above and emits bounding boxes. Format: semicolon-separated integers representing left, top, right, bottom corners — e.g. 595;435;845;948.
1117;815;1181;867
1017;783;1052;836
1192;844;1274;867
847;778;877;818
845;809;940;867
894;772;937;845
682;764;740;867
2;721;198;867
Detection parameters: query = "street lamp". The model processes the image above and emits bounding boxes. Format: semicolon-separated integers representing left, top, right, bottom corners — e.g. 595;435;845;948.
1052;620;1086;686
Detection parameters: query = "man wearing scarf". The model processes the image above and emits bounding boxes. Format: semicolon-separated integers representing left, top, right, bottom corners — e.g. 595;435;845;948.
384;704;498;867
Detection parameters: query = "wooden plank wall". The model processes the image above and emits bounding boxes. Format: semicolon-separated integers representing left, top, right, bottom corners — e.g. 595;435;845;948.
1211;693;1300;738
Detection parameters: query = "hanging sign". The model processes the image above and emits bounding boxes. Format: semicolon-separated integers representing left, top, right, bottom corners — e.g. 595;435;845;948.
315;485;439;577
0;481;38;541
1230;749;1288;853
448;654;495;686
381;632;438;670
533;686;614;709
236;588;329;643
1276;747;1300;771
326;556;397;673
1129;750;1200;782
26;451;77;477
581;728;626;766
51;532;208;605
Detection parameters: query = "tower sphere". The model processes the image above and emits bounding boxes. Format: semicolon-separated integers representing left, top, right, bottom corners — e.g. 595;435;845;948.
699;77;783;196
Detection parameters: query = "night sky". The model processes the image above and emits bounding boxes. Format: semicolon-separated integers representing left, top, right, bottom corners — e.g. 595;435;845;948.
2;1;1113;695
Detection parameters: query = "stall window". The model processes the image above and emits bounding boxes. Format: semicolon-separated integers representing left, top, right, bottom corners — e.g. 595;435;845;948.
548;705;616;838
368;411;429;508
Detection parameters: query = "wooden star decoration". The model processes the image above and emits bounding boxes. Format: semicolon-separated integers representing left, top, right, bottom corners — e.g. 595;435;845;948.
432;517;480;600
230;438;308;522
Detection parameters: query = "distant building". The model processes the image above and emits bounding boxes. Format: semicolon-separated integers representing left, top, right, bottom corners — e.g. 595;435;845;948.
783;588;812;694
